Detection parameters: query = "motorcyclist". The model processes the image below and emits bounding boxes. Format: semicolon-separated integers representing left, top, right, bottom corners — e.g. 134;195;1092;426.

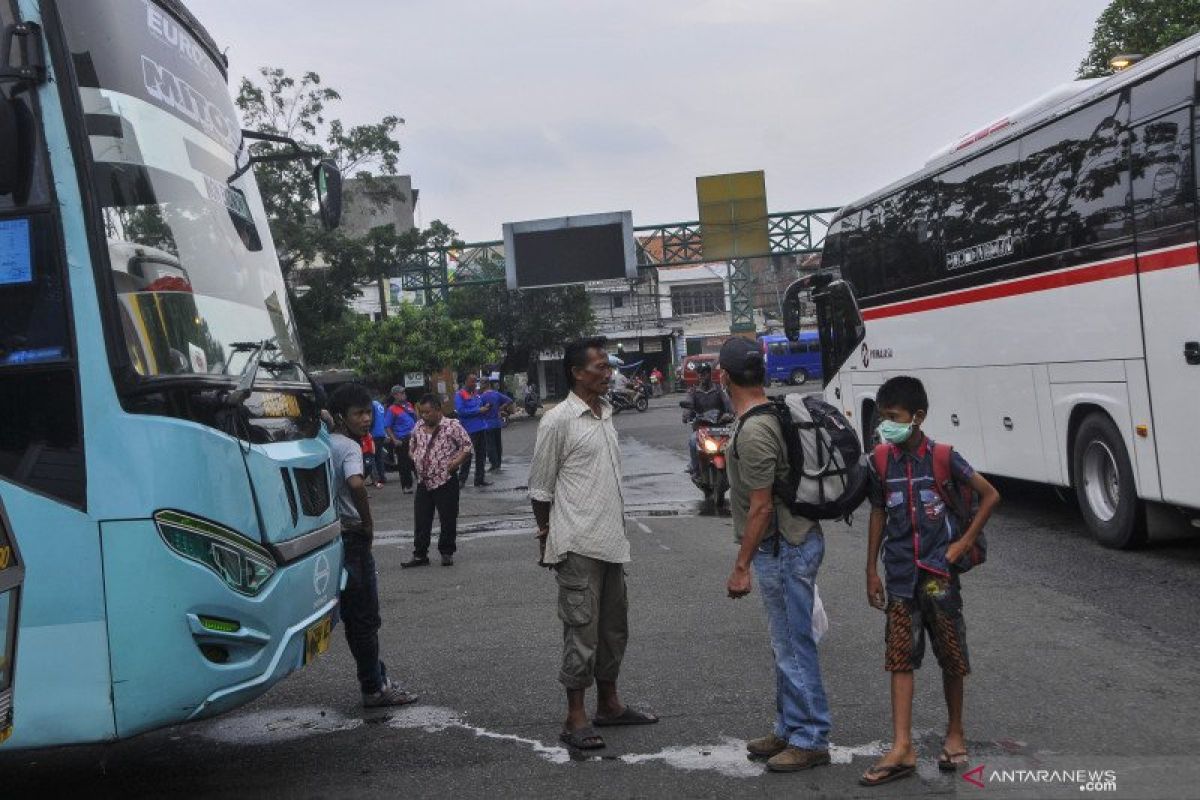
682;363;734;475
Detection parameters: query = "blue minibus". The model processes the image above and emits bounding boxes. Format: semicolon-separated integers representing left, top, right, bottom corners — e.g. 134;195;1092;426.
0;0;345;747
760;332;823;385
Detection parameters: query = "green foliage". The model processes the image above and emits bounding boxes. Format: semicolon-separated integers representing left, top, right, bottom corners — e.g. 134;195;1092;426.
344;303;500;387
446;259;595;373
1079;0;1200;78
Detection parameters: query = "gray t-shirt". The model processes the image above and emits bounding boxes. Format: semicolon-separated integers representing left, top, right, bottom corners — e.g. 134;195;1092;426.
727;411;818;545
330;432;364;529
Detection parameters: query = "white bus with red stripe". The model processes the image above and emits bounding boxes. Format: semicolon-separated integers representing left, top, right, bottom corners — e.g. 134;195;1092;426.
810;36;1200;548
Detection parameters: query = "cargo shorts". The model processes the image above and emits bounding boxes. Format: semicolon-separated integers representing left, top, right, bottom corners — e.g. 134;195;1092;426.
885;571;970;676
555;552;629;690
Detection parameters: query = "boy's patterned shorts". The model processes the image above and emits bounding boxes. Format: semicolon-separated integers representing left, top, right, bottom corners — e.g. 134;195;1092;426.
885;572;970;676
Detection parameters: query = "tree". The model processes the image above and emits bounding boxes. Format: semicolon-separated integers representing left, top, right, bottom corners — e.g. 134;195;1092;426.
343;303;500;387
446;259;595;374
1079;0;1200;78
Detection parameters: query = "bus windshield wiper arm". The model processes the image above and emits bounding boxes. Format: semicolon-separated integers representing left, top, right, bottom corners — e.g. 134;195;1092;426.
226;340;277;406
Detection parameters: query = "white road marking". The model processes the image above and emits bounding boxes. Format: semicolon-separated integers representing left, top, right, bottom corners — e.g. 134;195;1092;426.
635;520;652;534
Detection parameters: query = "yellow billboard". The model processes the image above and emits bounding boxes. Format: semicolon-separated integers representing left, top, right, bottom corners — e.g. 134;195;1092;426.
696;170;769;261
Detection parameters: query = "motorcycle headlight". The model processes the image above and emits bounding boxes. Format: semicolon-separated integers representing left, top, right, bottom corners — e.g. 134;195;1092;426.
702;438;720;453
155;510;276;596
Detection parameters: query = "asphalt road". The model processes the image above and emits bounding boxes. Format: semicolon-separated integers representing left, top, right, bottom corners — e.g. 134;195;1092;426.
4;389;1200;799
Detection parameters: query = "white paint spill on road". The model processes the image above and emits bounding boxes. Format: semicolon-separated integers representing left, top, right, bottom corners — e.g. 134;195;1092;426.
620;739;762;778
200;704;897;777
386;705;570;764
199;706;363;744
830;739;887;764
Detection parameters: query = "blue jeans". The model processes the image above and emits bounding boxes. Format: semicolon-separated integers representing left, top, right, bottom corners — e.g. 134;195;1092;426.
688;432;699;474
753;531;831;750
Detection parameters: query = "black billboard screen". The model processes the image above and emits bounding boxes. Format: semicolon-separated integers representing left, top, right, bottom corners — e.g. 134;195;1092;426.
503;212;635;289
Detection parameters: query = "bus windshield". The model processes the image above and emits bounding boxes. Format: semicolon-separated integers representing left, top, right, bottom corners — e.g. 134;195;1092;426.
57;0;301;379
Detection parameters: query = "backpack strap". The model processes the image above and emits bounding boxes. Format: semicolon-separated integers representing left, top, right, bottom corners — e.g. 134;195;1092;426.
871;443;891;482
931;442;953;487
731;401;779;461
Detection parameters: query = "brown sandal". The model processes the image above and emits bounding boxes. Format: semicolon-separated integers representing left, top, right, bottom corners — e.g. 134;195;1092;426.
860;762;916;786
938;749;969;772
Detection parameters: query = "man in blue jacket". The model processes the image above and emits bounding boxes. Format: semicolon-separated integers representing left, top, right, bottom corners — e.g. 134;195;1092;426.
385;385;417;493
454;374;492;487
480;378;514;471
369;391;390;487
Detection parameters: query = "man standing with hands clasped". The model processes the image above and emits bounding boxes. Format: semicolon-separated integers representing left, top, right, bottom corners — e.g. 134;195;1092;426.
721;337;832;774
404;394;474;568
529;337;659;751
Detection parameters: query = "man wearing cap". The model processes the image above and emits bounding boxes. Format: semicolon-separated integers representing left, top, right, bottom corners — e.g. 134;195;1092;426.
385;386;417;493
720;336;831;774
682;362;734;476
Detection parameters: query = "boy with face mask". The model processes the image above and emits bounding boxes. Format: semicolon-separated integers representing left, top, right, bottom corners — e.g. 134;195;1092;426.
860;376;1000;788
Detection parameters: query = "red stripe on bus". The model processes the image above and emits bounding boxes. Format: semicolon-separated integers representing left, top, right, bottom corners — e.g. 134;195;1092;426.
1137;243;1199;273
861;245;1197;321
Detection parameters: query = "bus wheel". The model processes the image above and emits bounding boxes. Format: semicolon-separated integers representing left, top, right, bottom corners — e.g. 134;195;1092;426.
790;368;808;385
1072;413;1147;549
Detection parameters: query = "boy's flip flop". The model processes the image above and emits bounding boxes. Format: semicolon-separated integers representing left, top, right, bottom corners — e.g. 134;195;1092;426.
559;726;605;750
938;750;969;772
859;762;916;787
592;706;659;727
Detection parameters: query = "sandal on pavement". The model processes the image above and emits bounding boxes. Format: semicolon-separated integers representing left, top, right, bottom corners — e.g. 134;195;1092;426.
860;762;916;787
938;749;969;772
593;706;659;727
559;725;605;750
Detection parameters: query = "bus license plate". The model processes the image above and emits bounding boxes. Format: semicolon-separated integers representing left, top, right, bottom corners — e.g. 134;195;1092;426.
304;616;333;665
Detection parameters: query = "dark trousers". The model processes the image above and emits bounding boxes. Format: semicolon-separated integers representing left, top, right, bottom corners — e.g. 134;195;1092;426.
486;427;503;469
339;533;387;695
393;436;414;489
413;479;460;557
458;430;488;484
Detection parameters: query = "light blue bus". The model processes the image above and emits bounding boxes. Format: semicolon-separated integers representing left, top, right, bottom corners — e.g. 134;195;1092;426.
760;332;823;385
0;0;345;747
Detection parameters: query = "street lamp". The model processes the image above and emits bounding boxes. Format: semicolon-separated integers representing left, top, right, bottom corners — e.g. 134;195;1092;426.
1109;53;1145;71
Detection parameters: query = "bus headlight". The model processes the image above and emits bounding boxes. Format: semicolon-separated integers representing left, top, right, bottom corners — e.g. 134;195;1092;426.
155;511;276;596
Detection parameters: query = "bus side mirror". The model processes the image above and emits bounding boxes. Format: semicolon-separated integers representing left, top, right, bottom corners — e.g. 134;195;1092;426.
313;159;343;231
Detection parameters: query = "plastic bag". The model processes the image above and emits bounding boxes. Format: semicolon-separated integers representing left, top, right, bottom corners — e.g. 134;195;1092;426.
811;584;829;643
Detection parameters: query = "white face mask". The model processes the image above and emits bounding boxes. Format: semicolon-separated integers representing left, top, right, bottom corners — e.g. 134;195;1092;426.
877;419;915;444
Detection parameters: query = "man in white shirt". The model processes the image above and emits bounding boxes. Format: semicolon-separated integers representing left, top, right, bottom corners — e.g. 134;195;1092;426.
529;337;659;751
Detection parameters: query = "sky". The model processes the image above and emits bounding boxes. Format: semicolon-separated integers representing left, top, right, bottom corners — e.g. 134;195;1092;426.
191;0;1113;242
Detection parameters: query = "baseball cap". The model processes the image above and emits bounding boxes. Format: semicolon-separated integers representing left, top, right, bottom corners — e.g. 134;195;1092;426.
718;337;763;376
390;385;404;395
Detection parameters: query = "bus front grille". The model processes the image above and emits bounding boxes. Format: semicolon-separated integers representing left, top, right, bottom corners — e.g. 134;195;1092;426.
293;464;331;517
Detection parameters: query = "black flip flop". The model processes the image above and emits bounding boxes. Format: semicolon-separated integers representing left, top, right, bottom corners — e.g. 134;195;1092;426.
559;726;605;750
859;763;916;787
593;706;659;727
938;750;969;772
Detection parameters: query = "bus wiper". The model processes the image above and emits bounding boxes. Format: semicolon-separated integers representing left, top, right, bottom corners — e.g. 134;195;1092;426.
225;339;277;407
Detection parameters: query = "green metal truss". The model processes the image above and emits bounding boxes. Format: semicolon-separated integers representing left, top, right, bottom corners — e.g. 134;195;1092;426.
389;207;839;320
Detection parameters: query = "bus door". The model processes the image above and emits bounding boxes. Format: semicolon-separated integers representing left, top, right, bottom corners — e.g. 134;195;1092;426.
0;499;24;746
1131;105;1200;508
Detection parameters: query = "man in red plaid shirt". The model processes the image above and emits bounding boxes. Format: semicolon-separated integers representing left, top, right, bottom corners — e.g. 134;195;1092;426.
404;393;474;568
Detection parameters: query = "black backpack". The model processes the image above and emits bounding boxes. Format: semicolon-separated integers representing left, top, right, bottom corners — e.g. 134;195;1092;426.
736;394;870;522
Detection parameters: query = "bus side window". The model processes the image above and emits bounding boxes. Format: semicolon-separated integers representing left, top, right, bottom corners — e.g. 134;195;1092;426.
938;143;1020;272
1130;60;1196;124
1131;108;1194;234
1020;94;1129;257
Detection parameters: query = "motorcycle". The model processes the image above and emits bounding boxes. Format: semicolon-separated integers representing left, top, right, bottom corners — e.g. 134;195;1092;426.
681;404;734;512
522;385;543;419
610;386;649;414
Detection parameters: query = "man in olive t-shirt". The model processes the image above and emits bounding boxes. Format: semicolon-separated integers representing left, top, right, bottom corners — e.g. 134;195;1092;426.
720;337;831;775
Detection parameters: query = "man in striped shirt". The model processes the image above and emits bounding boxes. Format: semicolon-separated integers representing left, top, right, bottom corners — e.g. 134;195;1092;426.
529;337;658;751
